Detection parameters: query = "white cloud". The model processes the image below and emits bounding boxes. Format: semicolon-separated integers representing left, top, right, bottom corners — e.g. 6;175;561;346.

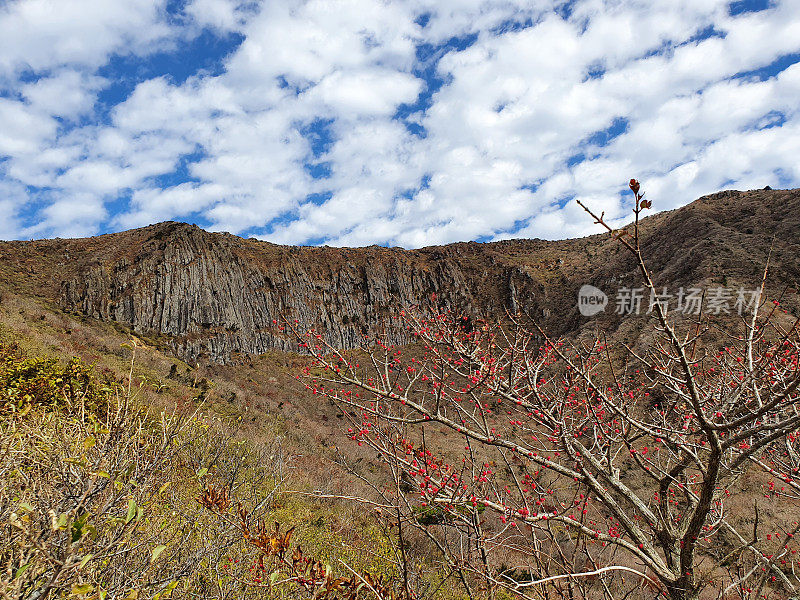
0;98;57;155
185;0;254;33
21;70;103;120
0;0;174;76
224;0;419;86
39;192;107;238
0;180;28;239
0;0;799;244
309;70;423;117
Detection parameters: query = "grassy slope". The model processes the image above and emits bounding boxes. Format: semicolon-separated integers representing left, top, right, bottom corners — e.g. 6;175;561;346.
0;286;422;599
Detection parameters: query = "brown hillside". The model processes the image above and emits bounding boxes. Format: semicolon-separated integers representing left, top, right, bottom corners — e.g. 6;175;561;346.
1;187;798;362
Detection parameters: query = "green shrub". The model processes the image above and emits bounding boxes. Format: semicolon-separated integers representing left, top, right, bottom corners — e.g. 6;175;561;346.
0;340;112;416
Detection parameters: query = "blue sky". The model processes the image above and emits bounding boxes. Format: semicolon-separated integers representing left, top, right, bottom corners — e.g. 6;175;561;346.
0;0;798;247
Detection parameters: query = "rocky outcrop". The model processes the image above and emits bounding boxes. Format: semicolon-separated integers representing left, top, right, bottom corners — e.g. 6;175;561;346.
58;223;551;362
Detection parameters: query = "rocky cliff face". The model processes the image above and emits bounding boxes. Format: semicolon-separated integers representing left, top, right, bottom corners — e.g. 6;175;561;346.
4;188;800;364
57;223;555;362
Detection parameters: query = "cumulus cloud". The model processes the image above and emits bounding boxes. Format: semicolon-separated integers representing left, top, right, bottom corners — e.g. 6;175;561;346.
0;0;174;76
0;97;57;155
0;0;799;244
185;0;255;33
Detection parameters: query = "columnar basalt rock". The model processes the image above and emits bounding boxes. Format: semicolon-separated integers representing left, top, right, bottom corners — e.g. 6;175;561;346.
58;223;549;362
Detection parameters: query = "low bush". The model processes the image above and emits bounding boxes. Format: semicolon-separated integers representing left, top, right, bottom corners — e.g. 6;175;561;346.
0;340;111;416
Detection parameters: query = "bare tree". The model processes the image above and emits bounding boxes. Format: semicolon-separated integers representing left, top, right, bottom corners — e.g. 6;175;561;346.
288;181;800;600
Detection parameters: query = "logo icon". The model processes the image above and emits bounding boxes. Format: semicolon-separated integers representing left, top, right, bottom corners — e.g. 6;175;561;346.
578;284;608;317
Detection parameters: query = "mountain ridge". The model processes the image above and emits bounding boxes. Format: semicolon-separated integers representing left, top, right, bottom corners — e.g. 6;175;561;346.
3;187;799;363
